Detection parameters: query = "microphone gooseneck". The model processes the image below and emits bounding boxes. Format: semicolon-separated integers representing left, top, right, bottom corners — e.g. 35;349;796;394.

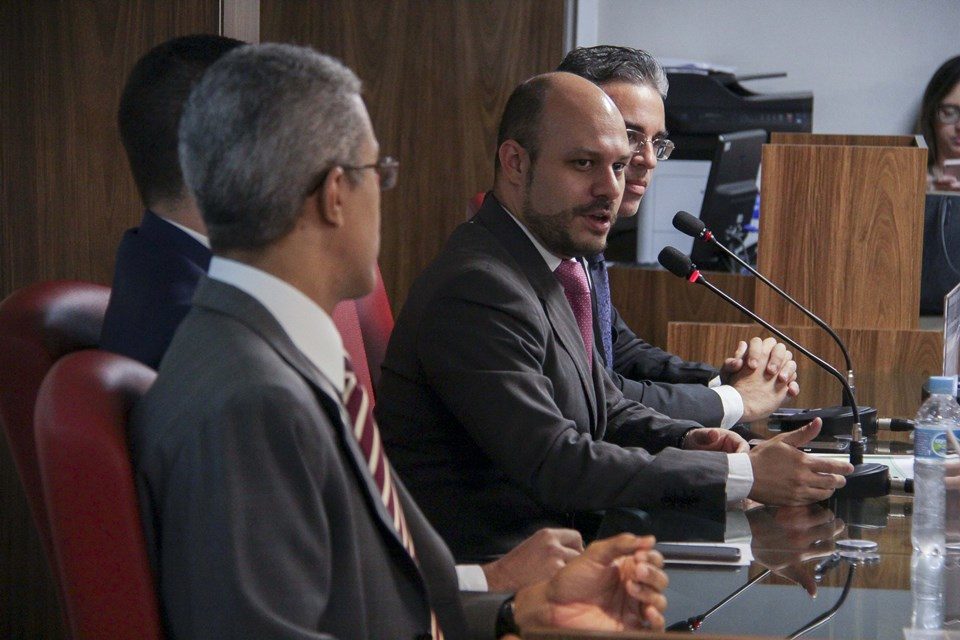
657;247;859;424
657;246;889;497
672;210;855;380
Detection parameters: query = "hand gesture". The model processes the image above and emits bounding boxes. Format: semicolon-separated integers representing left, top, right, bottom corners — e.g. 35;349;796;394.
747;419;853;505
513;534;668;633
728;337;799;422
482;528;584;591
682;427;749;453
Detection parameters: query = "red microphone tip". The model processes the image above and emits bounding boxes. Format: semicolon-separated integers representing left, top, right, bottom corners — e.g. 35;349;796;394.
687;269;701;283
703;230;714;242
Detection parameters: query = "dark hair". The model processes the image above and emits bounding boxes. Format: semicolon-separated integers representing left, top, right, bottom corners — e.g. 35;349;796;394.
118;34;244;208
558;45;668;98
920;55;960;169
495;75;551;173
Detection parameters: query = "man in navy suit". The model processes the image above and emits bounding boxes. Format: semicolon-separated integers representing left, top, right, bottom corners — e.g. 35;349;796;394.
100;35;241;369
558;46;800;429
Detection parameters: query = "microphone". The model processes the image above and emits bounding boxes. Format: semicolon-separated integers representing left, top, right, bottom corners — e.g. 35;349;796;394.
657;246;889;498
672;210;856;391
666;569;771;632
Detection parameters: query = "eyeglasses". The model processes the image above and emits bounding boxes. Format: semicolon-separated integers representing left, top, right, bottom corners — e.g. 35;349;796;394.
937;104;960;126
627;129;675;160
342;156;400;191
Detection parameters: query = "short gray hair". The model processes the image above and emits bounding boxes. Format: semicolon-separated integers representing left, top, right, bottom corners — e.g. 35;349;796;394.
179;43;365;252
557;45;668;99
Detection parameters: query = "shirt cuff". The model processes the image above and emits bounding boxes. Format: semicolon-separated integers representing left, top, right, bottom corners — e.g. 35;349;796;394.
708;375;722;388
711;384;744;429
725;452;754;503
456;564;489;592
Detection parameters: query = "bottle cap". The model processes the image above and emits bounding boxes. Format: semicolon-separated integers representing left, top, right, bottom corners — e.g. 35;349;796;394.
927;375;958;395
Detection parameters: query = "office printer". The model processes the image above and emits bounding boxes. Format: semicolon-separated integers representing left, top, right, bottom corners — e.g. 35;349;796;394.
664;69;813;159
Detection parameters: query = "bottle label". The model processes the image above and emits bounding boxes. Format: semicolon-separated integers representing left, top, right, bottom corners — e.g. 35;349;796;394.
915;427;960;459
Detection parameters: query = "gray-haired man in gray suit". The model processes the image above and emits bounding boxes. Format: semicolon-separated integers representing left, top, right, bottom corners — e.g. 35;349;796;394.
129;43;670;639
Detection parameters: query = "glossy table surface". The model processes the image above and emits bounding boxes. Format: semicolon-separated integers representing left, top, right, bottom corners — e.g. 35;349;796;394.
597;437;960;639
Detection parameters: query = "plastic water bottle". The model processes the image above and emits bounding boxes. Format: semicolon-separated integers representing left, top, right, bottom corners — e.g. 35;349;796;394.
912;551;945;630
912;375;960;555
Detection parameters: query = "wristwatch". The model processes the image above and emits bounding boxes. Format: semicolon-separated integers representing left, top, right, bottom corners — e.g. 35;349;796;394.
495;595;519;637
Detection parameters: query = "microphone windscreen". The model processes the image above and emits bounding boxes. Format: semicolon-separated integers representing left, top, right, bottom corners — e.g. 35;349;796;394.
673;210;706;237
658;246;695;279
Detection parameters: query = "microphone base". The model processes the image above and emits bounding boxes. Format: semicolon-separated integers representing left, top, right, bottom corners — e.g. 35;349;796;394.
834;463;890;499
774;405;878;437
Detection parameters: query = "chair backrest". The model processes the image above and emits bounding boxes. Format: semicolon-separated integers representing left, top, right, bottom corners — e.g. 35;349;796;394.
353;265;394;391
467;191;486;218
35;349;162;640
0;280;110;562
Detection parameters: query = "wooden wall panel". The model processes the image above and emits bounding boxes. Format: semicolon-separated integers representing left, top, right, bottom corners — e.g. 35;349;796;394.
608;265;755;351
0;0;220;297
756;138;927;331
261;0;567;312
0;3;220;637
667;322;941;419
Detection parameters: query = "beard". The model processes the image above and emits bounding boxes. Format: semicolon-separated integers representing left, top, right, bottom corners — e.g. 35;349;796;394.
520;190;617;258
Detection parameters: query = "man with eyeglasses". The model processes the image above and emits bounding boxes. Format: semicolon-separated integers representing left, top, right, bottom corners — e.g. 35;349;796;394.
558;45;799;430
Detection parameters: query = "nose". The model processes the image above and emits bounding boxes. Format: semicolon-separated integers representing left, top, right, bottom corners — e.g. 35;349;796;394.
631;142;658;171
593;164;623;200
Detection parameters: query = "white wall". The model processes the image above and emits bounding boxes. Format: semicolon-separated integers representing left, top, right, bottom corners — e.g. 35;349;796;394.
577;0;960;135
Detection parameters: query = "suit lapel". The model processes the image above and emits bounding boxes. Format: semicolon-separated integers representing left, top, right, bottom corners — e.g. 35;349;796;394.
473;199;600;431
191;278;420;572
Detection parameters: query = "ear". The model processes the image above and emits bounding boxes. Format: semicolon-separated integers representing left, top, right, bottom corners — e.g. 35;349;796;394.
308;166;349;229
497;140;530;187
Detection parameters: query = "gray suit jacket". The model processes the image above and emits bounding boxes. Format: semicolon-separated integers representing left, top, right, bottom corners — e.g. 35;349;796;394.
130;277;505;639
376;197;729;563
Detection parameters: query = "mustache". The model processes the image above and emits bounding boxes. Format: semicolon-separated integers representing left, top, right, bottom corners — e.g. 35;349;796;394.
571;198;615;216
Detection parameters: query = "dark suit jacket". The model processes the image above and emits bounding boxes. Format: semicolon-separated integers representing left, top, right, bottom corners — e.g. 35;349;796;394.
130;277;505;639
100;210;211;369
588;254;724;426
376;196;729;563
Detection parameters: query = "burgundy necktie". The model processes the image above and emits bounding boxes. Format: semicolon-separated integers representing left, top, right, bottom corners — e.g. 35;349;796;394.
554;259;593;369
343;359;444;639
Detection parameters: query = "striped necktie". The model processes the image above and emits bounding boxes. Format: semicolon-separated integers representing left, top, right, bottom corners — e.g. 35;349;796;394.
342;359;444;639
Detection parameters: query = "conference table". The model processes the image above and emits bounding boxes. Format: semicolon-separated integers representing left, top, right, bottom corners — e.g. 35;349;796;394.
529;433;960;640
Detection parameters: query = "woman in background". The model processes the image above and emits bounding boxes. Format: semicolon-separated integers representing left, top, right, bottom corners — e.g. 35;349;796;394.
921;55;960;191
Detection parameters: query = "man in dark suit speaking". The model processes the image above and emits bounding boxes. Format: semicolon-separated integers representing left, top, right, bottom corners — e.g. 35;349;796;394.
130;43;670;638
376;72;853;562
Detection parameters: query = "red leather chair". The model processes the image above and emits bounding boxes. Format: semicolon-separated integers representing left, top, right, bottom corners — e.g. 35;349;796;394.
34;350;162;640
0;280;110;567
352;265;394;393
467;191;486;218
